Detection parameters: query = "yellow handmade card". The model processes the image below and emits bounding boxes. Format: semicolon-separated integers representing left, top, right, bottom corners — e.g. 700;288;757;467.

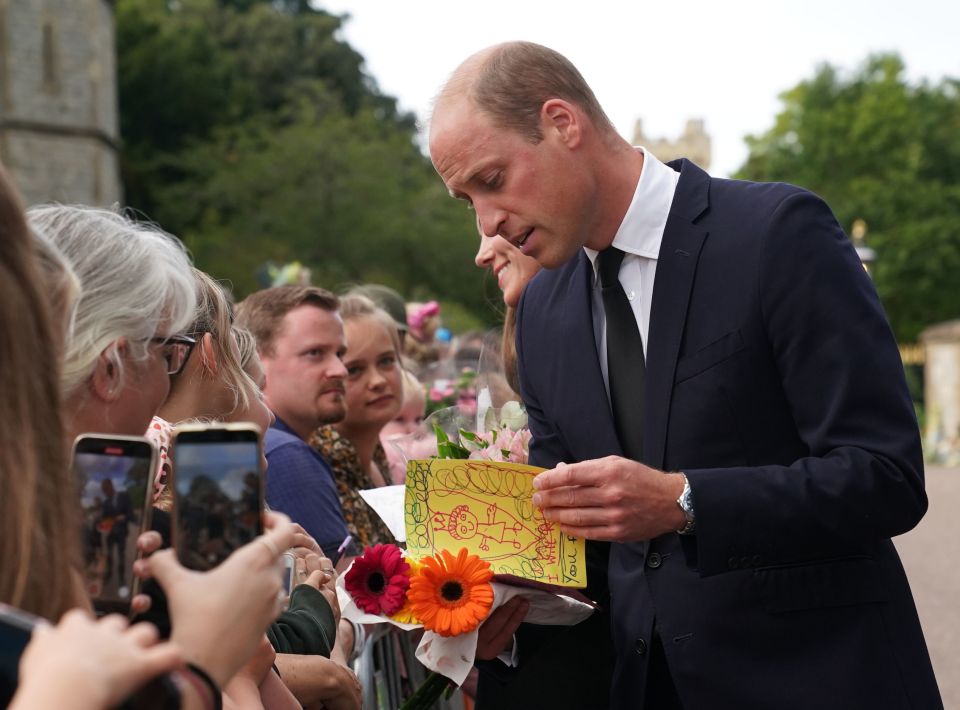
404;458;587;588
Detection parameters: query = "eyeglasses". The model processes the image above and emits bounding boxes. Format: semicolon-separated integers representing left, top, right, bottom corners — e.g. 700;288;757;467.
149;334;197;375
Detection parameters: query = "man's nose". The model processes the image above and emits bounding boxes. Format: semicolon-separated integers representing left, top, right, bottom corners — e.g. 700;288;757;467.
476;201;507;239
328;357;348;379
475;236;495;268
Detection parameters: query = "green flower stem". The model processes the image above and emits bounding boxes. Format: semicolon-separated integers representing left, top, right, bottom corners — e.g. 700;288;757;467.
399;670;453;710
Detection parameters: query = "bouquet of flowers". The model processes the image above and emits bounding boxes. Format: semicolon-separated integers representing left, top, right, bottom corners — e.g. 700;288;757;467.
343;543;497;710
339;541;593;708
464;400;531;462
342;402;593;708
425;399;528;459
345;544;493;638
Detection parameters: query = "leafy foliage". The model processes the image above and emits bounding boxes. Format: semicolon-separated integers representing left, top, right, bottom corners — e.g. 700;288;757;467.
737;54;960;341
432;424;472;460
116;0;490;324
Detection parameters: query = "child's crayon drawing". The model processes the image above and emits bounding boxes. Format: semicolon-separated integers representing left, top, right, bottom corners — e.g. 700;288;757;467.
404;458;587;588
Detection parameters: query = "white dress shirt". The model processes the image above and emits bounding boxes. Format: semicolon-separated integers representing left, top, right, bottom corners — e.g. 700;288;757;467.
583;147;680;399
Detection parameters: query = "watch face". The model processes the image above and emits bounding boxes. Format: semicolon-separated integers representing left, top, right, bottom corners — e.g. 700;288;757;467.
681;486;694;514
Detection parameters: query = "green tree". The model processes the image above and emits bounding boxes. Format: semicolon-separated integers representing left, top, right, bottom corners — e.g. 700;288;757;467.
155;100;484;304
115;0;491;325
737;54;960;341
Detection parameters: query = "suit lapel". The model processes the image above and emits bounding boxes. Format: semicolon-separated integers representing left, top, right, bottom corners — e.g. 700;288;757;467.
557;252;622;460
644;160;710;469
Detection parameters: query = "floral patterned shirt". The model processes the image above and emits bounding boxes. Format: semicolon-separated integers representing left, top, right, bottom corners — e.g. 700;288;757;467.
145;416;174;508
309;426;395;550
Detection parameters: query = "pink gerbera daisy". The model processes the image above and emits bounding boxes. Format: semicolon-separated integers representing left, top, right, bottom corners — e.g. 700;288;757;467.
344;544;411;615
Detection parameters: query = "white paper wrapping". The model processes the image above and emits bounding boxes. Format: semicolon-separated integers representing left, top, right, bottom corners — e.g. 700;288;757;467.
337;572;595;686
358;485;407;542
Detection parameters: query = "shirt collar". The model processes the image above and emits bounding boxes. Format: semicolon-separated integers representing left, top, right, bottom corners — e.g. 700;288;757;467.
271;415;297;438
583;147;679;277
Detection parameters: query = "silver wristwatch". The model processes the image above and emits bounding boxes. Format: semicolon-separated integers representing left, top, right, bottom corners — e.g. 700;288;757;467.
676;473;696;535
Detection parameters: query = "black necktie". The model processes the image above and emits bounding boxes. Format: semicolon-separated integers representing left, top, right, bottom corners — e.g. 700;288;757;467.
598;247;645;461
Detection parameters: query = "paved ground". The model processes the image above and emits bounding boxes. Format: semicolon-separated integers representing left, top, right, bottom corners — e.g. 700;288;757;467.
894;465;959;709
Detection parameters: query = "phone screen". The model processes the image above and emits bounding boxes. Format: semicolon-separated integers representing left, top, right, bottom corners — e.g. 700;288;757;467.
173;427;263;571
73;436;156;613
282;551;298;596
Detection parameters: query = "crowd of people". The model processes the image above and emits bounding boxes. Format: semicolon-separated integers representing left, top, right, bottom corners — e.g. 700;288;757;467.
0;38;943;710
2;175;304;709
0;129;534;708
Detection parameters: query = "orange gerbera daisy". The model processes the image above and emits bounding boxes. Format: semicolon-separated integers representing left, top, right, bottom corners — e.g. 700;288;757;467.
408;548;494;637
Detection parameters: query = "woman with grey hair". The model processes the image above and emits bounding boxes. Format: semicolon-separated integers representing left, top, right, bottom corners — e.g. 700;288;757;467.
23;203;302;708
27;204;198;444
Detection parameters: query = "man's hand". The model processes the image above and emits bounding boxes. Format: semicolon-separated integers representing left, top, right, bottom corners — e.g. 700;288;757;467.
476;597;529;661
531;457;686;541
276;654;361;710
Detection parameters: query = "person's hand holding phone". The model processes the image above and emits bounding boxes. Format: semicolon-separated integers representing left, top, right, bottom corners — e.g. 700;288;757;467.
10;610;181;710
138;511;295;688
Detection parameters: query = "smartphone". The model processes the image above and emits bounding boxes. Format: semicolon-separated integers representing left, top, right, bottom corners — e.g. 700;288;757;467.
0;603;181;710
73;434;157;615
0;604;40;705
171;423;264;571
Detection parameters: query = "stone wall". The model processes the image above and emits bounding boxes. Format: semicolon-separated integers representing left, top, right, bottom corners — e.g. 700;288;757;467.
0;0;120;205
3;129;120;206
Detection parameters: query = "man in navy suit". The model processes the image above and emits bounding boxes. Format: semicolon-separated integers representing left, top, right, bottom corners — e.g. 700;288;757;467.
429;41;941;709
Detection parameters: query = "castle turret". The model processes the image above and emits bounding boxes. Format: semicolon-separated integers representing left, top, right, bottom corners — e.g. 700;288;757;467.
632;117;711;170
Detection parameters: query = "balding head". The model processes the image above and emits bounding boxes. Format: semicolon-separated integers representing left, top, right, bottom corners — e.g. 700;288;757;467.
432;45;496;116
428;42;642;268
432;41;616;144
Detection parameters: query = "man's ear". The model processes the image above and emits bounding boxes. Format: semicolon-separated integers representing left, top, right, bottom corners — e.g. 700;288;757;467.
541;99;582;148
197;332;218;376
91;339;126;403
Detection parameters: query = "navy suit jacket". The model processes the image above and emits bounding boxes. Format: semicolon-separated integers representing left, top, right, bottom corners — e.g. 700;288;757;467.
515;160;941;709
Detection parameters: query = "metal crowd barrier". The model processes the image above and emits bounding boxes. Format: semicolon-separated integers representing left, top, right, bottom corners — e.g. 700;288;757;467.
352;625;467;709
